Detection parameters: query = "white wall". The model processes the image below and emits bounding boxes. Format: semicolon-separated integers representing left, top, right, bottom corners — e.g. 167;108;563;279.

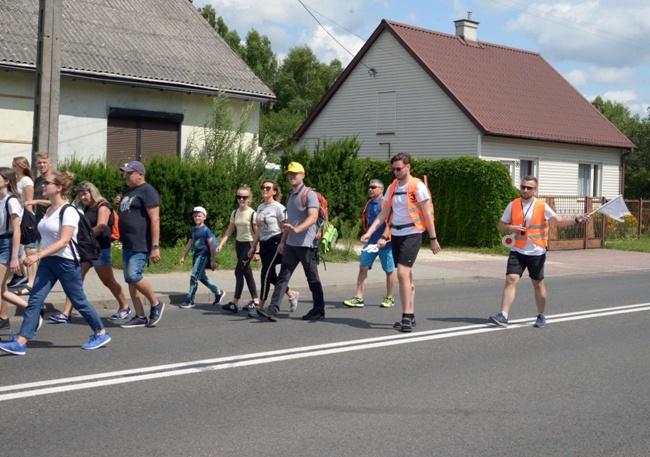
297;31;480;158
0;71;261;165
481;136;623;199
0;72;34;158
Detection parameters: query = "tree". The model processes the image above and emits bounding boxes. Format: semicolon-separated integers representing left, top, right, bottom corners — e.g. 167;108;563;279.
244;29;277;86
273;46;342;117
197;4;216;28
592;96;650;199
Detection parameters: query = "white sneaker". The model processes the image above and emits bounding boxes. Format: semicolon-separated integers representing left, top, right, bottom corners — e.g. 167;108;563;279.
248;307;259;318
289;291;300;312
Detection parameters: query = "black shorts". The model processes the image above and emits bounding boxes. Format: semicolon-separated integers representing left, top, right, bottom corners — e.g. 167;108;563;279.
506;251;546;280
391;233;422;268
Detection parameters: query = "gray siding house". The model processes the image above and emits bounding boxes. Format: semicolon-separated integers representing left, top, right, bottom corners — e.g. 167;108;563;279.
292;19;634;198
0;0;274;165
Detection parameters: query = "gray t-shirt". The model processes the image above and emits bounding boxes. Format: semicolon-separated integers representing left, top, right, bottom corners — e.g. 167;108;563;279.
256;201;286;241
286;186;319;247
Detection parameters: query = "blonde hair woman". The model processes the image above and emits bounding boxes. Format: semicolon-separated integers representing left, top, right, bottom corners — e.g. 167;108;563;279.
0;171;110;355
216;185;259;312
7;156;35;293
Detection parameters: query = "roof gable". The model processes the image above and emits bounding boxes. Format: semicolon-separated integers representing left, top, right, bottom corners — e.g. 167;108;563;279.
0;0;274;100
294;19;633;150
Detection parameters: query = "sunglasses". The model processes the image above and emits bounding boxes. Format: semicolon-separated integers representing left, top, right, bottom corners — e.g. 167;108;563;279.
42;180;56;186
368;186;380;190
260;185;273;191
391;166;407;172
520;185;537;191
236;195;249;200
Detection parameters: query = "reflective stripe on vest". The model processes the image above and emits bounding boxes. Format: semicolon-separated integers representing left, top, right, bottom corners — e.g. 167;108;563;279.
386;178;433;231
511;198;549;248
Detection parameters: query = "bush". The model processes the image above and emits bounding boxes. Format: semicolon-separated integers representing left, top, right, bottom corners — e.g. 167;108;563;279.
63;139;517;250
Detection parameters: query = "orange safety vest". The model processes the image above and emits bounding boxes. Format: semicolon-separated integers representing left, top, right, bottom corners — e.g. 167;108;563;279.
386;178;433;231
511;198;549;248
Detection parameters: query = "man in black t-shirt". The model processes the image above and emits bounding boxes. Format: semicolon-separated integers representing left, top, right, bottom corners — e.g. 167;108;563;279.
117;161;165;328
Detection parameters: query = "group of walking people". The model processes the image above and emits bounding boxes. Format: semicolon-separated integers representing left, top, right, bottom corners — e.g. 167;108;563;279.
0;151;595;357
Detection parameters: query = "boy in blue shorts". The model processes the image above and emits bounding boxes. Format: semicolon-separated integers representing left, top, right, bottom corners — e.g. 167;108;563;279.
343;179;396;308
179;206;226;308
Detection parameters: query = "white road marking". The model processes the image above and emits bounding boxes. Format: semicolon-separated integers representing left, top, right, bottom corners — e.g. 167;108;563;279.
1;303;649;402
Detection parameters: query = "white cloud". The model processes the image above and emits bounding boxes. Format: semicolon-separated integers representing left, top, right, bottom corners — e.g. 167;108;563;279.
306;25;366;65
505;1;650;67
602;90;637;104
565;69;587;86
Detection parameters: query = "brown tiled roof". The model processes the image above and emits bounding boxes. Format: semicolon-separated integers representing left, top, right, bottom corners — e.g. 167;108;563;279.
0;0;274;100
294;20;634;150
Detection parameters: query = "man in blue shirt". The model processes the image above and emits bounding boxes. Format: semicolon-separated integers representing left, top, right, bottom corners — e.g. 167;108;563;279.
343;179;396;308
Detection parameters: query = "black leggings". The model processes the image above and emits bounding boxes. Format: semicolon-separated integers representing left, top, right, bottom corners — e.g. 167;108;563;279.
259;235;290;301
234;240;258;301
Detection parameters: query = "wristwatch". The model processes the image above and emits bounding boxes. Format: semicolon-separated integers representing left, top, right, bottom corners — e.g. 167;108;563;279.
380;235;388;240
152;244;159;249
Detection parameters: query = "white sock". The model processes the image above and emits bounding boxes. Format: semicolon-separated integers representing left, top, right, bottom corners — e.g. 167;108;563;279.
502;312;508;319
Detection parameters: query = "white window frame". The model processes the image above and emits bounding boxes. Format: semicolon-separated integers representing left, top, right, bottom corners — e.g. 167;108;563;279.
519;158;538;181
578;162;602;197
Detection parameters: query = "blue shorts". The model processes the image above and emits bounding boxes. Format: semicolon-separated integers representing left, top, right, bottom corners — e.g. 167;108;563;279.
90;247;112;268
122;249;149;283
0;237;17;265
359;242;395;272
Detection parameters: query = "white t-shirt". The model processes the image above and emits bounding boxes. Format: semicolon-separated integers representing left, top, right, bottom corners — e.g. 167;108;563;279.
16;176;34;201
386;179;431;236
501;198;557;256
38;205;80;260
0;193;24;237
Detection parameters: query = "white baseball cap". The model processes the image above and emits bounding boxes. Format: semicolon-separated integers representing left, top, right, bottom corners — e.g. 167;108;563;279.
192;206;207;216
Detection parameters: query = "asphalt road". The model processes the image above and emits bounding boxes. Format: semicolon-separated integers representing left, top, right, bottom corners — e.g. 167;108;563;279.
2;271;649;457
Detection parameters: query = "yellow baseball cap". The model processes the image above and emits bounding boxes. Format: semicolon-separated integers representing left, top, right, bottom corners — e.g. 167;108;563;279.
284;162;305;174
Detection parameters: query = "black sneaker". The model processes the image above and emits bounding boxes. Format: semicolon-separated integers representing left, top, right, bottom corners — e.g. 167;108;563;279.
213;290;226;306
393;318;417;330
0;317;10;330
221;302;238;313
242;301;258;310
302;309;325;321
400;317;414;332
147;301;165;327
7;274;27;288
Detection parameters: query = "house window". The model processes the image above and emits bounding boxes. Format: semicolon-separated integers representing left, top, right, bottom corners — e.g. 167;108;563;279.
376;91;396;134
578;163;601;196
106;108;183;166
500;160;516;185
520;159;537;180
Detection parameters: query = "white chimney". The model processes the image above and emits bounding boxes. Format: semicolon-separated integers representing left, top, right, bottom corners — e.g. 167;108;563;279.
454;12;479;42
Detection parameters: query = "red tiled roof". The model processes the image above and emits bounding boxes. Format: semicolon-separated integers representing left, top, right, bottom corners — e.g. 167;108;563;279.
294;20;634;150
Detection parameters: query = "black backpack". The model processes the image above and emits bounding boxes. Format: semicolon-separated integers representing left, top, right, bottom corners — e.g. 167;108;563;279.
59;204;100;264
4;195;38;244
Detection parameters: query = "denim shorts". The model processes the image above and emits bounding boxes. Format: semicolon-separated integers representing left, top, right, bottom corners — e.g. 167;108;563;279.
0;237;17;265
90;247;113;268
122;249;149;283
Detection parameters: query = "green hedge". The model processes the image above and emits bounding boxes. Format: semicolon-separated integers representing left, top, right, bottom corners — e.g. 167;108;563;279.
62;139;517;248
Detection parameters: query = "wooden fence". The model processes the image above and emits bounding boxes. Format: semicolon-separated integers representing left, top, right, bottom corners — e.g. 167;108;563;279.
538;196;650;250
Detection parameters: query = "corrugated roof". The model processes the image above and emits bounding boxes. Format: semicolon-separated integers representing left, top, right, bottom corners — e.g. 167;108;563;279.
0;0;274;100
294;20;634;150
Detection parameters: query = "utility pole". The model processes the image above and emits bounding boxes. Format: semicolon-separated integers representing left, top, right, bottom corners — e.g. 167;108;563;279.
32;0;62;170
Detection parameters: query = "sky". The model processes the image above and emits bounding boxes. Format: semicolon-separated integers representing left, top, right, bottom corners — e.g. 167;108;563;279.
194;0;650;117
